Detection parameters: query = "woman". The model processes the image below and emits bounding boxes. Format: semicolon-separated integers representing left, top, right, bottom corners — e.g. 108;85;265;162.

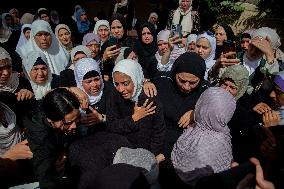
74;8;93;43
111;0;135;30
107;59;165;156
195;32;216;80
16;20;70;76
214;24;236;59
23;51;60;100
172;0;200;37
148;12;158;30
16;24;31;51
171;87;236;186
93;20;110;44
0;47;33;101
82;33;101;61
186;33;197;52
74;58;111;133
60;45;92;87
55;24;73;53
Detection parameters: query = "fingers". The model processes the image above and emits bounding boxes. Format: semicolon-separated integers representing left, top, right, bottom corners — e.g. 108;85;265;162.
143;99;149;107
20;139;29;145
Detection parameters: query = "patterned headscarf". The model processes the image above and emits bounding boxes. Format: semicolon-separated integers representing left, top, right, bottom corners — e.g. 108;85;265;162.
220;64;249;100
74;58;104;105
171;87;236;184
112;59;144;103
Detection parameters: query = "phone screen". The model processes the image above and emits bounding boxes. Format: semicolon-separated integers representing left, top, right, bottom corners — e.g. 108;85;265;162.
109;36;120;49
171;24;182;38
223;40;236;59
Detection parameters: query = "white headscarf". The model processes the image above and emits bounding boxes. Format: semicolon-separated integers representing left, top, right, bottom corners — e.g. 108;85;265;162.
70;45;92;63
23;51;52;100
252;27;281;50
93;20;110;35
16;24;32;51
16;20;69;75
186;34;197;46
113;0;128;14
196;32;216;80
172;0;193;36
0;47;19;93
0;102;21;156
112;59;144;102
74;58;104;105
55;24;73;52
0;13;12;43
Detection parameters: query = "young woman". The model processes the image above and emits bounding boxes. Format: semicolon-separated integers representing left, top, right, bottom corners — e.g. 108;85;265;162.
107;59;165;156
16;24;31;51
55;24;73;53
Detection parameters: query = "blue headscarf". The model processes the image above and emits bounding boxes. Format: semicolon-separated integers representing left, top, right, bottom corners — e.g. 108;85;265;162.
75;8;90;34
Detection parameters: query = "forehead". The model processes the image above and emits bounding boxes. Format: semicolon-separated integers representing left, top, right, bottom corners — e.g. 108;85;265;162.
177;72;199;80
58;28;69;33
35;31;50;35
111;20;122;26
197;38;211;46
99;25;109;30
113;71;131;80
215;27;225;34
32;64;47;69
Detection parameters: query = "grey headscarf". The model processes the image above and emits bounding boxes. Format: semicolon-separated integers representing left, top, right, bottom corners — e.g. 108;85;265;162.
220;64;249;100
171;87;236;184
252;27;281;50
0;102;21;156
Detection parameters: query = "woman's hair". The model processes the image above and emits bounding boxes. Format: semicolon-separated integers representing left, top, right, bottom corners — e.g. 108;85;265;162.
41;88;80;121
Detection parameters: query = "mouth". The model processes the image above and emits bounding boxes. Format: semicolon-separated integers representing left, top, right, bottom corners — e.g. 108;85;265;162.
121;93;129;98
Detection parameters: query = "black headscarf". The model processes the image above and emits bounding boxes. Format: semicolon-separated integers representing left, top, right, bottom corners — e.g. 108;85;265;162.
215;24;236;59
171;52;206;81
110;13;127;42
138;22;158;57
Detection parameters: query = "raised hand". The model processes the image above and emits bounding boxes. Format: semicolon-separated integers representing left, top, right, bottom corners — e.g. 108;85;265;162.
15;89;34;101
178;110;194;128
2;140;33;160
132;99;156;122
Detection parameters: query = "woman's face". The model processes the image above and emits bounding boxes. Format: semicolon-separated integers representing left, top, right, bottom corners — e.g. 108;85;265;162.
195;38;212;60
175;72;200;94
0;59;12;85
73;52;87;64
180;0;191;11
80;13;88;22
34;31;52;50
98;25;110;42
220;80;238;97
149;16;157;25
187;41;196;52
82;76;102;96
24;30;31;40
141;27;153;44
215;26;227;46
86;41;100;58
29;64;49;84
49;109;80;134
113;72;134;100
241;38;250;51
158;41;169;55
111;20;124;39
58;28;71;46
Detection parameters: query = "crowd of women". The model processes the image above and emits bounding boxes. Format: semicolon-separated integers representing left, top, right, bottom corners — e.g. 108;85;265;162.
1;0;283;189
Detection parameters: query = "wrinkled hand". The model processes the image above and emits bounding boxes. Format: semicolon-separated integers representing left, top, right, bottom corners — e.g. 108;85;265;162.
132;99;156;122
178;110;194;128
2;140;33;160
250;157;275;189
68;87;89;109
253;102;272;114
15;89;34;101
156;153;165;163
168;35;183;51
214;52;240;69
262;110;280;127
102;45;121;61
80;106;104;126
251;37;274;64
143;81;157;97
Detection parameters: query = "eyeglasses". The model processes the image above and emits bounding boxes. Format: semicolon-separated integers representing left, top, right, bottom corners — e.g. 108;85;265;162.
61;114;81;130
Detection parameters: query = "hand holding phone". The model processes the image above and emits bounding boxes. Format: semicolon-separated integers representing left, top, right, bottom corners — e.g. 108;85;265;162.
223;40;236;59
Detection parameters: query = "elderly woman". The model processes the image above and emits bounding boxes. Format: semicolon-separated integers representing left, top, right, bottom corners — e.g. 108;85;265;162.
171;87;236;186
107;59;165;156
16;20;70;76
148;12;158;30
186;33;197;52
22;51;60;100
60;45;92;87
195;32;216;80
93;20;110;44
82;33;101;61
55;24;73;53
0;47;33;101
171;0;200;38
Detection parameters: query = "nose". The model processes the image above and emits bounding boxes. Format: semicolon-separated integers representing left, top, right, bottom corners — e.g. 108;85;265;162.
68;122;77;131
1;69;9;75
270;90;276;98
183;82;191;91
116;85;124;93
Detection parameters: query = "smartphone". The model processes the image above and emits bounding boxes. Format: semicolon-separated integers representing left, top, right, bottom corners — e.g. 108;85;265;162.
171;24;182;38
109;36;120;49
223;40;236;59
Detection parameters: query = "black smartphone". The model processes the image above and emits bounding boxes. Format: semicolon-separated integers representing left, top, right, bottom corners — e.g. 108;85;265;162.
171;24;182;38
223;40;236;59
109;36;120;49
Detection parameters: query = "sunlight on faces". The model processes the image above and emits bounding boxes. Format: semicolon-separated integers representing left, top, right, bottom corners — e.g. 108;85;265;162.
34;31;52;50
215;26;227;46
0;59;12;85
98;25;110;42
58;28;71;46
29;64;48;84
49;109;80;134
175;72;200;94
220;80;238;97
180;0;191;11
141;27;153;44
158;41;169;54
82;76;102;96
113;72;134;100
187;41;196;52
195;38;212;60
111;20;124;39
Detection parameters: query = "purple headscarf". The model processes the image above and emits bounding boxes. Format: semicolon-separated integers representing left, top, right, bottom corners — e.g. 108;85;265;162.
171;87;236;184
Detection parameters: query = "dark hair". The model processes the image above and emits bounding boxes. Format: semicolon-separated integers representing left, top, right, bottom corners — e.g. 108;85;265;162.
41;88;80;121
38;10;49;17
23;27;31;34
